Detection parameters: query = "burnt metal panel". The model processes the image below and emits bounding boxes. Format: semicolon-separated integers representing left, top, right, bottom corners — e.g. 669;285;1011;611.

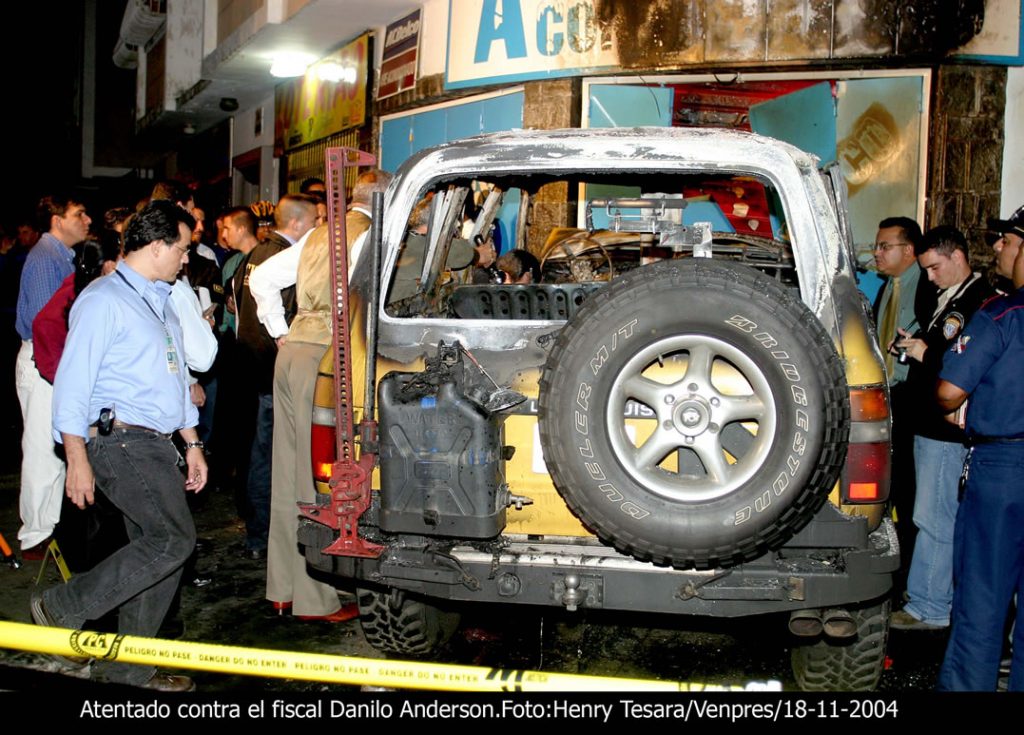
596;0;707;67
767;0;833;60
706;0;768;62
896;0;985;56
833;0;895;56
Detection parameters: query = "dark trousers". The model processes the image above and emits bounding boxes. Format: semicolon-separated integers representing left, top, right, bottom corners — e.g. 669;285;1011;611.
889;381;918;578
196;376;217;445
44;428;195;685
244;391;274;551
938;443;1024;691
211;333;250;513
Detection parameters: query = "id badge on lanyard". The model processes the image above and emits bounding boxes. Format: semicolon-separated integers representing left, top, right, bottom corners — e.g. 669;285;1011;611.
115;270;180;374
164;326;180;374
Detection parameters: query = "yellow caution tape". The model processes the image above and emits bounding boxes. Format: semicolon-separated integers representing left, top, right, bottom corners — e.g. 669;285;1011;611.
0;621;779;692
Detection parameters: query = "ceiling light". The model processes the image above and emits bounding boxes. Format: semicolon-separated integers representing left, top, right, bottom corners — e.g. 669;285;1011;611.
314;60;356;84
270;52;315;78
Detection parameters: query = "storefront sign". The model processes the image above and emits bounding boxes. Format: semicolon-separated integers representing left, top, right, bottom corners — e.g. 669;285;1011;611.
379;8;421;99
275;33;369;151
446;0;618;89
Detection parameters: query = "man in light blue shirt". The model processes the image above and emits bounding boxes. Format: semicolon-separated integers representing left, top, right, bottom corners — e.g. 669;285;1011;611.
14;195;90;556
32;201;206;692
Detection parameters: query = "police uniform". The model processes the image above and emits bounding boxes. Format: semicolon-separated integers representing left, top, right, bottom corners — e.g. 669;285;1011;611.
937;288;1024;691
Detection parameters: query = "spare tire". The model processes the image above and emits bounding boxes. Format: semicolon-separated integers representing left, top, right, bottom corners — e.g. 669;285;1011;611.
538;259;849;569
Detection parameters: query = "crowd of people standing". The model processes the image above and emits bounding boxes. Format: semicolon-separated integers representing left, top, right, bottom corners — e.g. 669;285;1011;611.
3;174;1024;692
2;174;388;691
872;206;1024;691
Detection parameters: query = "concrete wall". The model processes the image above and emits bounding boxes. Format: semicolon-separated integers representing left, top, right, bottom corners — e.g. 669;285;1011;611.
218;0;267;45
419;0;447;76
1002;66;1024;217
166;0;205;112
233;94;276;153
232;93;278;203
135;42;147;122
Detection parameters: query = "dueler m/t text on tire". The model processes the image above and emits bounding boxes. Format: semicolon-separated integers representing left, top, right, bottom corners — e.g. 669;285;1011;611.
538;260;849;569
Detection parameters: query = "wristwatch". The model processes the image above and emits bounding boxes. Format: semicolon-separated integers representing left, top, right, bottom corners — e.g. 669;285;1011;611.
183;440;205;451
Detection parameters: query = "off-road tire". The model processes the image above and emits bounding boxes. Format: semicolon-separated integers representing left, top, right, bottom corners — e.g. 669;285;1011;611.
791;598;891;691
538;259;849;569
356;587;460;656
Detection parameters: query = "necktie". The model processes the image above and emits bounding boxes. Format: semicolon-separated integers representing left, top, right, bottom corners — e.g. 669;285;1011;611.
880;277;900;377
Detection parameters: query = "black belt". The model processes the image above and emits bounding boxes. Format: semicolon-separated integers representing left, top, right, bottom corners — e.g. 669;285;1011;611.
88;420;171;439
966;435;1024;445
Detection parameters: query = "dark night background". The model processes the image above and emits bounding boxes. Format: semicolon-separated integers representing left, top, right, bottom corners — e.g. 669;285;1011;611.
2;2;138;229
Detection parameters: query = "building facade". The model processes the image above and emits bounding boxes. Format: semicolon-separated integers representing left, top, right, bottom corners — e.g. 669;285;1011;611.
105;0;1023;261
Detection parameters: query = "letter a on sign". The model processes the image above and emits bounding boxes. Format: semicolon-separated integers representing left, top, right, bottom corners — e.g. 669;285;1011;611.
474;0;528;62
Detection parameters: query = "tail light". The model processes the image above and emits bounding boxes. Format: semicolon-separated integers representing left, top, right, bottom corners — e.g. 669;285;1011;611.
311;405;336;485
842;387;890;504
844;442;890;502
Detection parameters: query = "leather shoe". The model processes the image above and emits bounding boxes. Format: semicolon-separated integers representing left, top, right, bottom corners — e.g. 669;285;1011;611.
295;603;359;623
141;672;195;692
271;601;292;615
890;609;946;631
29;591;90;668
241;547;266;561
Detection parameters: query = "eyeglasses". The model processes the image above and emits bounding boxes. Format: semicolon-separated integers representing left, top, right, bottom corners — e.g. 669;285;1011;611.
165;242;189;255
873;241;908;252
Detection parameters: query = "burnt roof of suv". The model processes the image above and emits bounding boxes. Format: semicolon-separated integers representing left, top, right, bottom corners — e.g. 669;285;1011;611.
406;127;818;173
442;127;806;162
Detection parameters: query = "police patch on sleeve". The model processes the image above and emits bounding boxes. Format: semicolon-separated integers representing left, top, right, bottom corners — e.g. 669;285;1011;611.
943;312;965;340
954;334;971;354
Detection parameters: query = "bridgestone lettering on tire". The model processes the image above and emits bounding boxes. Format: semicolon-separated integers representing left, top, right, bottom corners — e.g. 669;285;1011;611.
791;599;890;691
356;587;460;656
538;260;849;569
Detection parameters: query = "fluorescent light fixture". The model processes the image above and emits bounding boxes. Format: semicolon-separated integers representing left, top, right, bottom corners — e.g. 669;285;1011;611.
314;60;357;84
270;52;315;78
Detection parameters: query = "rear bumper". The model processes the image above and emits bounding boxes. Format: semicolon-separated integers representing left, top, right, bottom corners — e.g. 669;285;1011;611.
299;505;897;617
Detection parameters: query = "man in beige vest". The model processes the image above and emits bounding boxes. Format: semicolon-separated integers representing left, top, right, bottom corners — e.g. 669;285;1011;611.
253;170;391;619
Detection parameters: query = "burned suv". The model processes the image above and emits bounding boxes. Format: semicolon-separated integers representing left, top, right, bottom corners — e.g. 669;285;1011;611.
299;128;897;691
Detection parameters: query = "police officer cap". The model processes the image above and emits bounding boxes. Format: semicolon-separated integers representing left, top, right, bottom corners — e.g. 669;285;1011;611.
989;204;1024;239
